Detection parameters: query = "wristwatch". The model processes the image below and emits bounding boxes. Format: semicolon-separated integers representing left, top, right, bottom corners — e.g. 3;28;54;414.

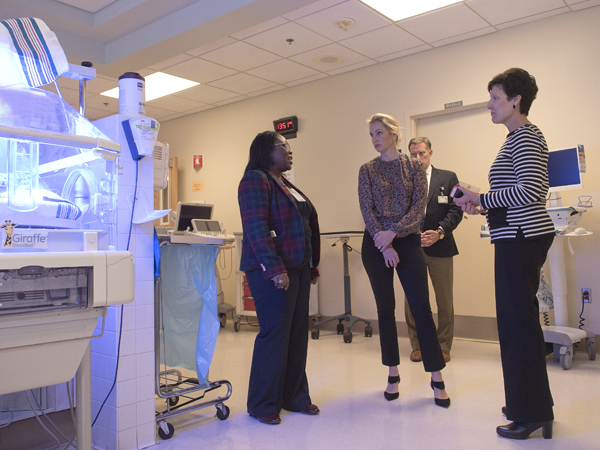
437;227;445;240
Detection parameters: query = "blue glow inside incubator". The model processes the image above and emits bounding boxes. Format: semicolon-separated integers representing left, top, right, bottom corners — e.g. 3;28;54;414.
0;85;120;251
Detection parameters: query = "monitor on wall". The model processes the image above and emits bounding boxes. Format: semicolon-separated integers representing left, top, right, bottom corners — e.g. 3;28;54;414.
547;145;584;193
175;202;213;232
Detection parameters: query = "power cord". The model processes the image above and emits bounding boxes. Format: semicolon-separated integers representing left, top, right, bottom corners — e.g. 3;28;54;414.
92;159;138;428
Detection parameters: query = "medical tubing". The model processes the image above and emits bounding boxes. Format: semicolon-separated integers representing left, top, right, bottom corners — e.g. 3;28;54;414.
29;389;75;449
26;390;61;447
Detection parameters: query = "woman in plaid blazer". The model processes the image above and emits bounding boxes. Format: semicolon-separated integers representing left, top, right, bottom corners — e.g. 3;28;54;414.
238;131;320;425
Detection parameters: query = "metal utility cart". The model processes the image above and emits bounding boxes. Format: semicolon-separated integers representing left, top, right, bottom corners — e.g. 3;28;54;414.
154;236;232;440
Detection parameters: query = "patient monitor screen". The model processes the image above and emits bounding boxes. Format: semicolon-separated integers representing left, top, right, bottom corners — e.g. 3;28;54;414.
176;203;213;231
192;219;221;233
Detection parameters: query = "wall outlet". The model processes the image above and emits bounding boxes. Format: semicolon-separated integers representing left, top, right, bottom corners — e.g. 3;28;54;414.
582;288;591;303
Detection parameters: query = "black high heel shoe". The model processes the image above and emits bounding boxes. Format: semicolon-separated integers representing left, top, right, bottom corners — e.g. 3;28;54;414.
430;379;451;408
496;421;552;440
384;375;400;401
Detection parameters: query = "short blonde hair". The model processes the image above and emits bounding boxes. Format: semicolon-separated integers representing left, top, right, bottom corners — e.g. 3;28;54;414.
366;113;402;145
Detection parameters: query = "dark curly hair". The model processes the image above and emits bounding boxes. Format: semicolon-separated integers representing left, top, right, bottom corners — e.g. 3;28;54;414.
244;131;280;173
488;68;538;116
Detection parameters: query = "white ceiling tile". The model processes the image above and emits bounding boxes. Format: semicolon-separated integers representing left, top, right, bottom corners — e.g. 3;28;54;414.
173;85;239;104
466;0;567;26
85;92;119;113
338;25;424;58
429;26;496;47
86;75;118;95
244;22;333;57
246;59;321;84
208;73;279;95
201;41;282;71
247;85;287;97
56;75;82;91
145;104;181;121
160;112;187;123
398;3;491;43
289;43;370;71
326;59;377;75
147;53;193;71
565;0;600;10
284;73;330;87
295;0;392;41
186;104;217;114
283;0;348;21
214;95;250;106
230;16;290;40
375;44;432;62
161;58;237;84
147;95;208;113
186;37;238;57
494;7;569;29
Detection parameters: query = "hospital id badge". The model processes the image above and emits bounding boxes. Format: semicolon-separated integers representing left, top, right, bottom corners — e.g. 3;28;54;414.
438;195;448;204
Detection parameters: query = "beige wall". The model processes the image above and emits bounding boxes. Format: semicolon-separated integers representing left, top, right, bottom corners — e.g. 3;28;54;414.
159;7;600;334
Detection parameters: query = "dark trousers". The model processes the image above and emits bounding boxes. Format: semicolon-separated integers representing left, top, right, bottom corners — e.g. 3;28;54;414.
362;232;445;372
245;263;312;417
495;231;555;423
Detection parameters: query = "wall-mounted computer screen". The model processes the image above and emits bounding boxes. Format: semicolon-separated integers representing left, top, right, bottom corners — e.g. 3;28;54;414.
547;145;584;193
175;202;213;232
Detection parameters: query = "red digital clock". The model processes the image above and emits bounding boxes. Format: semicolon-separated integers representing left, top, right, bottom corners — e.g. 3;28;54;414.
273;115;298;138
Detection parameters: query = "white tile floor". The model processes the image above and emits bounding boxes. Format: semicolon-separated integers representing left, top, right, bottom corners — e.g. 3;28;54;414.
153;321;600;450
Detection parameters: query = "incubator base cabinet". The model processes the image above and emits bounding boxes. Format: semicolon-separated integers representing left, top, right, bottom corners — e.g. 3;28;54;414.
0;251;134;394
233;233;319;331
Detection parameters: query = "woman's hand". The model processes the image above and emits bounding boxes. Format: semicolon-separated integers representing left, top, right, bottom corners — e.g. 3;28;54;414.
374;230;396;252
271;273;290;290
382;247;399;268
453;187;480;215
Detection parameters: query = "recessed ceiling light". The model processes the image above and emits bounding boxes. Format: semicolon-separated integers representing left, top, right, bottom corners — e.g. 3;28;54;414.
101;72;199;101
360;0;461;21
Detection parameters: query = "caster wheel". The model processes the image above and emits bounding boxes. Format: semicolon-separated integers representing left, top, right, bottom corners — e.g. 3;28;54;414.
168;396;179;407
158;422;175;440
234;321;241;332
219;313;226;328
216;404;230;420
337;323;345;335
311;327;320;339
364;325;373;337
559;345;573;370
587;339;596;360
343;330;353;343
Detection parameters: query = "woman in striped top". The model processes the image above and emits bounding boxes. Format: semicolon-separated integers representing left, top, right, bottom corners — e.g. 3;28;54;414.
454;68;555;440
359;113;450;408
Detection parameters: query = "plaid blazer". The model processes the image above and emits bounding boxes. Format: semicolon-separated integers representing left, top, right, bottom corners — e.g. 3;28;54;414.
238;169;320;281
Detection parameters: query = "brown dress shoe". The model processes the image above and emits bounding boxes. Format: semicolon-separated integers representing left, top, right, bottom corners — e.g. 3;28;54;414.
410;349;422;362
443;351;451;362
254;413;281;424
299;404;320;415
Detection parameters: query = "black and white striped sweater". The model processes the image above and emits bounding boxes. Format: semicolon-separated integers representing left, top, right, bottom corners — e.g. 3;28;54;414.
480;124;555;242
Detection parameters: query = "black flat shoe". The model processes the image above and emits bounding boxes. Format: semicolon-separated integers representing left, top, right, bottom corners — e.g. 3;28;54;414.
502;406;507;416
496;421;552;440
384;375;400;401
430;379;451;408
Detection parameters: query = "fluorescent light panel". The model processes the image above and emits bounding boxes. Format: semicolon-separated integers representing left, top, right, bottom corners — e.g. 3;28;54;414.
361;0;461;21
100;72;199;101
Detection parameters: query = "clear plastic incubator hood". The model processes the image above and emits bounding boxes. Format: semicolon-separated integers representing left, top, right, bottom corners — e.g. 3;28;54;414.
0;84;120;247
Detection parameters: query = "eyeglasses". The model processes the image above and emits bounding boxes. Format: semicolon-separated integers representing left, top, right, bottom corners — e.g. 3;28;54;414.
275;142;291;151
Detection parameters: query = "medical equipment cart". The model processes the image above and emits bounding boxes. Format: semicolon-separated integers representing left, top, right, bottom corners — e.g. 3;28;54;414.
154;234;232;440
